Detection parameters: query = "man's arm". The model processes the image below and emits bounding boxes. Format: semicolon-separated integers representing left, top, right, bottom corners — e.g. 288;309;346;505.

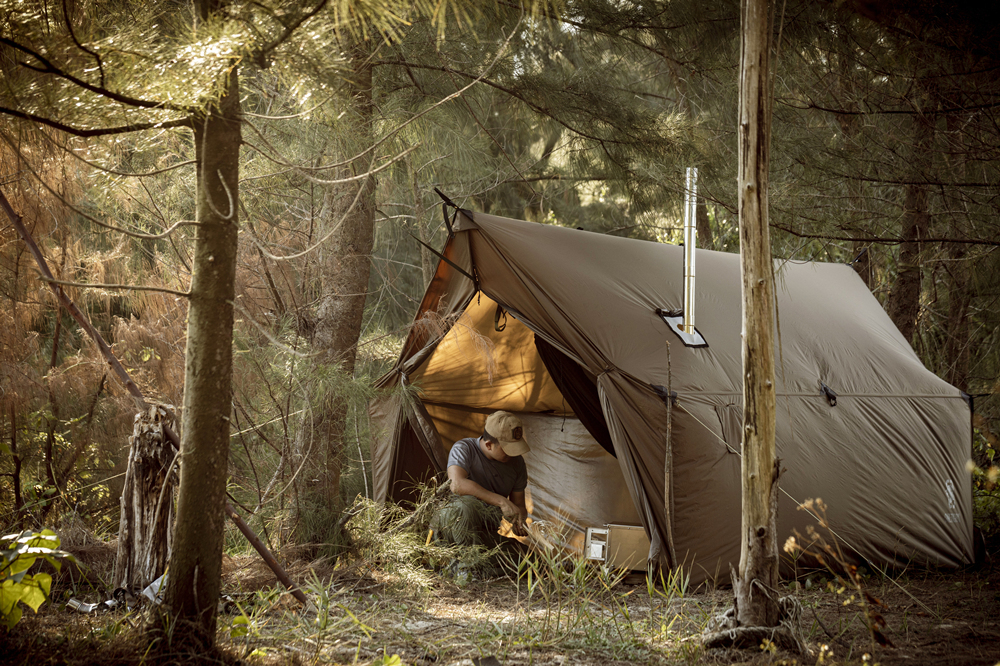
448;464;522;519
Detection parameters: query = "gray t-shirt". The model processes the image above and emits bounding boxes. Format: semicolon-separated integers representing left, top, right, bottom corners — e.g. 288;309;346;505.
448;437;527;498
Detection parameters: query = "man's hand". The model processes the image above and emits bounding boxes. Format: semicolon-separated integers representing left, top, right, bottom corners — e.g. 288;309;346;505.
498;496;520;520
499;498;528;537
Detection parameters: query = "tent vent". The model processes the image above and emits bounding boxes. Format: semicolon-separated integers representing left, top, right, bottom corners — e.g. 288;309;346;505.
657;308;708;348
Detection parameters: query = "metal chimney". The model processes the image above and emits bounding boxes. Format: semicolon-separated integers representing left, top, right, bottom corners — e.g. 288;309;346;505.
683;167;698;334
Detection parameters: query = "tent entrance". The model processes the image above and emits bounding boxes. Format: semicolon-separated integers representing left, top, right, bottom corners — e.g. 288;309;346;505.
409;294;643;552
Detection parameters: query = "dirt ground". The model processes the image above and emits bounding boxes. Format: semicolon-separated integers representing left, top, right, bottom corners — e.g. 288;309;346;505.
3;539;1000;666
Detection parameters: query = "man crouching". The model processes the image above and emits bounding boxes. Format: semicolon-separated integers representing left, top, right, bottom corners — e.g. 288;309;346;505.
432;411;530;547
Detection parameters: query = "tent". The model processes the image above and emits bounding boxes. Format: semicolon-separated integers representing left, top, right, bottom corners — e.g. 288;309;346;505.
369;207;973;582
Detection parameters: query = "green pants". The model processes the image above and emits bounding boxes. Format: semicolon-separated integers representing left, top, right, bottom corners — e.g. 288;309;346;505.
431;495;504;548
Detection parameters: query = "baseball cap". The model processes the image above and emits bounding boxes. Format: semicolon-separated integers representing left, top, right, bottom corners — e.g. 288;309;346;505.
484;411;530;457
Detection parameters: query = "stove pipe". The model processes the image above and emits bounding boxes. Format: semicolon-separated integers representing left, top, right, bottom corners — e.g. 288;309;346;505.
683;167;698;334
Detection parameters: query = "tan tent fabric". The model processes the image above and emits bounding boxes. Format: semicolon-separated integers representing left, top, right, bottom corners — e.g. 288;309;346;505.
519;414;642;551
411;294;568;416
372;208;974;581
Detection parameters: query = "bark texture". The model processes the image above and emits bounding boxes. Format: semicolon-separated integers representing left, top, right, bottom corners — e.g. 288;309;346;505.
696;196;713;251
942;112;971;391
9;406;23;520
113;404;178;591
295;40;376;525
835;54;873;290
887;108;933;344
162;4;241;644
736;0;781;629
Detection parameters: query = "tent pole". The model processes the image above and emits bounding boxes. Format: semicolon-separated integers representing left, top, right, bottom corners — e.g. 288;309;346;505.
664;341;677;568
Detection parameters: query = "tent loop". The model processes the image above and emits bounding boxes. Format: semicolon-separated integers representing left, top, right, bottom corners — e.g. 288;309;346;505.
652;384;678;407
494;303;507;332
433;187;466;238
820;382;838;407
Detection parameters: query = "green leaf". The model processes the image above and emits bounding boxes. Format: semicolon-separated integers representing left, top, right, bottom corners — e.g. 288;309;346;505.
20;530;59;548
2;602;22;629
230;614;250;638
6;553;37;576
19;573;51;613
0;579;26;615
10;568;32;584
40;555;64;573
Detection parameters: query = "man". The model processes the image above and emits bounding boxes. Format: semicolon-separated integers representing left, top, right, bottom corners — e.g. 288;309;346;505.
432;411;530;547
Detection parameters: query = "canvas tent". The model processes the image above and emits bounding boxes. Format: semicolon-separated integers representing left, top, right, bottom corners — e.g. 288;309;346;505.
370;207;974;582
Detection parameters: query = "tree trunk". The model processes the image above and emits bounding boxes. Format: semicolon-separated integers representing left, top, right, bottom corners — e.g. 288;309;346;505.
413;164;435;287
696;196;713;251
942;112;972;391
887;108;933;344
736;0;781;629
296;40;376;529
161;1;241;644
114;405;178;591
943;251;971;391
8;406;23;522
834;45;874;290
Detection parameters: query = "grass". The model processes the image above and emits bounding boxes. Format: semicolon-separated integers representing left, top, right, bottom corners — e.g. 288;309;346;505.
6;492;999;665
6;547;999;666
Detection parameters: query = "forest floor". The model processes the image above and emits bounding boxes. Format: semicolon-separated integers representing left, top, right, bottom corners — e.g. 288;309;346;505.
3;535;1000;666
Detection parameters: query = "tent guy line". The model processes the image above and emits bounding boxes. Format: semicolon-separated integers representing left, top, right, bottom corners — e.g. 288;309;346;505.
678;401;848;535
676;397;944;620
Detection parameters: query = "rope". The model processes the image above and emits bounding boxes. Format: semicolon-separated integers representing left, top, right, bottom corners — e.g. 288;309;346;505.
679;405;875;561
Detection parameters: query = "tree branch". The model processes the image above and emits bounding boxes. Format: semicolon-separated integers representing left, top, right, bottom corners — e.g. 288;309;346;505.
62;0;107;89
252;0;329;64
781;96;1000;117
39;276;190;298
0;104;192;137
0;131;196;240
373;59;636;146
770;222;1000;247
0;189;147;404
0;186;306;607
0;36;196;113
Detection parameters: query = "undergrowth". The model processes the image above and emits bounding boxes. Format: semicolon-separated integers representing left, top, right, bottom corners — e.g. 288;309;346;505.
10;483;996;666
210;485;708;664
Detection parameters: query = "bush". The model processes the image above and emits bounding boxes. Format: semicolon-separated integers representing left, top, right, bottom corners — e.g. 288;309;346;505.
0;529;75;629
